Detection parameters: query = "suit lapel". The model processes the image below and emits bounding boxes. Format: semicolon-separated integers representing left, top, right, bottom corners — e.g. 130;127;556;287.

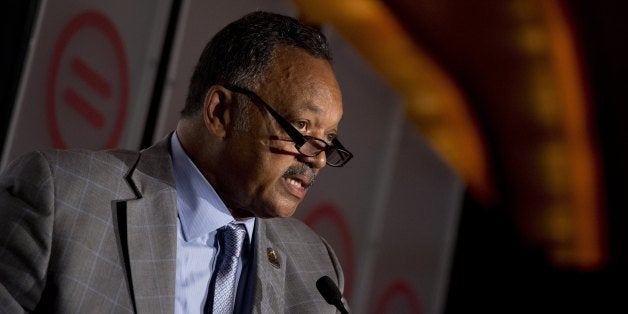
117;138;178;313
252;219;286;313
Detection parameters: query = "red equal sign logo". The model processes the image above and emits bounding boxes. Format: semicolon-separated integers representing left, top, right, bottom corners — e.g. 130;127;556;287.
63;57;110;129
374;280;421;314
47;11;129;149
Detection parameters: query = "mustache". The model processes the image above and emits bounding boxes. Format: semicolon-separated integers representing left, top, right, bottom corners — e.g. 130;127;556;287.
282;162;317;186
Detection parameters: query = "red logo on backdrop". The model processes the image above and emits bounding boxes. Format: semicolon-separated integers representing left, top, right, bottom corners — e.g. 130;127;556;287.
374;280;422;314
304;203;355;300
47;11;129;149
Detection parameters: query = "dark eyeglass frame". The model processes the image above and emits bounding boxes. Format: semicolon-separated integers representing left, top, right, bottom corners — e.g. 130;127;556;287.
222;83;353;167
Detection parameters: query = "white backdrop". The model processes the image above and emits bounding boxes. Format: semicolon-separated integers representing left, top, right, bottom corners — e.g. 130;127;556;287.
1;0;172;168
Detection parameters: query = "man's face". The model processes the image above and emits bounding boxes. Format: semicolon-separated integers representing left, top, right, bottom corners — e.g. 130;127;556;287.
215;47;343;219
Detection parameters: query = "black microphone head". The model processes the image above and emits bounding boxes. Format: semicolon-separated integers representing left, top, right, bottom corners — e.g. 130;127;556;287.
316;276;342;305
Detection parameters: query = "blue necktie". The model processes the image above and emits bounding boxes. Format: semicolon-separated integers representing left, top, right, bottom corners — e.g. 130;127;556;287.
211;223;246;313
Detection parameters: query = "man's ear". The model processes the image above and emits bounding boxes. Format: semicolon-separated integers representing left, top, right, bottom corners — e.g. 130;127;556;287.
202;85;232;137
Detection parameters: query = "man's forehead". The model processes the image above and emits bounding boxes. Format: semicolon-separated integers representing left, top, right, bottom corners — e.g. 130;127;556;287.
258;46;342;114
293;102;325;114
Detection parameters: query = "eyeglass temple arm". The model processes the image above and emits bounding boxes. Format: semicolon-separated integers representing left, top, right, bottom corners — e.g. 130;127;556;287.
223;84;307;147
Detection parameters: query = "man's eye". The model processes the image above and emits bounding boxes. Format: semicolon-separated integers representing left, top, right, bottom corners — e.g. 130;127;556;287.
294;121;307;130
326;134;336;143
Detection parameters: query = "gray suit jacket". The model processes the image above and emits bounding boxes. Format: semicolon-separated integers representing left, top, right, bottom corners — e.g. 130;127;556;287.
0;138;346;313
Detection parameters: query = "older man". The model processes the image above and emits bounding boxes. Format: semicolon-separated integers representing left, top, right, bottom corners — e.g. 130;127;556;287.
0;11;351;313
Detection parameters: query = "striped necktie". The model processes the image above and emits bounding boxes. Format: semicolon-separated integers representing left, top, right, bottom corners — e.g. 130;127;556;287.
210;223;246;313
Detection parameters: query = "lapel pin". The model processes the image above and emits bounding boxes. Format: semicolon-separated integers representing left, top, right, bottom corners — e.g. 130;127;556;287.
267;248;280;269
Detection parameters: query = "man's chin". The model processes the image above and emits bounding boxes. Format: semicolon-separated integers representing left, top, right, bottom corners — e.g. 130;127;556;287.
274;209;296;218
241;197;300;219
263;203;299;219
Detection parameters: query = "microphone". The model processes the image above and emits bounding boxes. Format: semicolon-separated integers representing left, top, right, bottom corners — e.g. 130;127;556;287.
316;276;349;314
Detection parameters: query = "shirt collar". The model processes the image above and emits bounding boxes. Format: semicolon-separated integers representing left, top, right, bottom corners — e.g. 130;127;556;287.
170;132;254;241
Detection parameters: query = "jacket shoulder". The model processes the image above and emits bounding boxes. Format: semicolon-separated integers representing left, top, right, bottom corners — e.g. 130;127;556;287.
44;149;140;170
262;217;322;242
2;149;142;194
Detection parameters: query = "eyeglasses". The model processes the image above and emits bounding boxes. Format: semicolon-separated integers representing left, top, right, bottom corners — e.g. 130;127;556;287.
222;84;353;167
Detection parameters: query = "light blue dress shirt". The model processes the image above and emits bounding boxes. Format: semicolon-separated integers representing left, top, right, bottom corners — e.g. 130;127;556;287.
171;133;255;314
